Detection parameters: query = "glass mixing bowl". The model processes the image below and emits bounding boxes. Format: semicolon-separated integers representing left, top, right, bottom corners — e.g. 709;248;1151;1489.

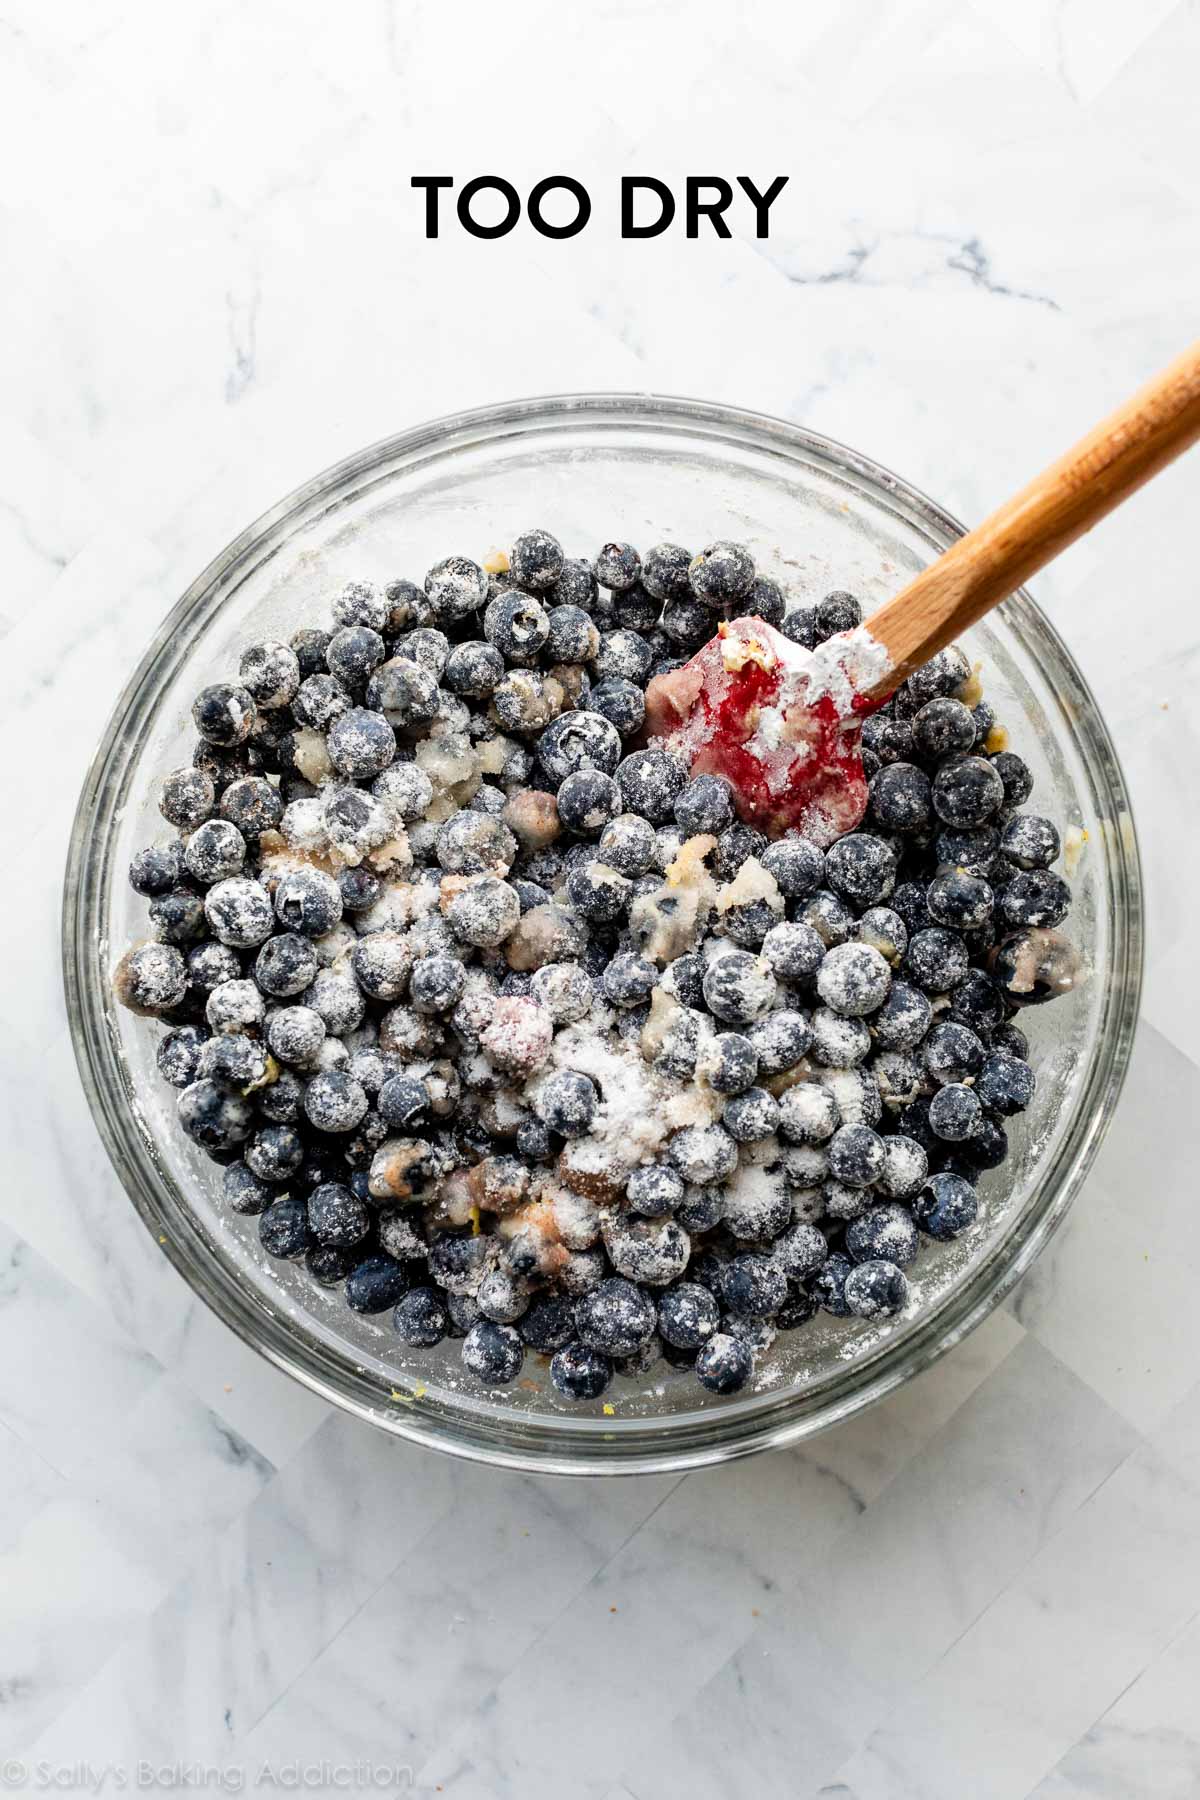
63;394;1142;1476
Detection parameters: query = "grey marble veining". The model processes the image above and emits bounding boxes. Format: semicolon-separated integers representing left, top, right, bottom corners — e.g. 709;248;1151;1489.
2;2;1199;1794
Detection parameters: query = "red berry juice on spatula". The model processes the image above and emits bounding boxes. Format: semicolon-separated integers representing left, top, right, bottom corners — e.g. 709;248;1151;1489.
644;615;892;845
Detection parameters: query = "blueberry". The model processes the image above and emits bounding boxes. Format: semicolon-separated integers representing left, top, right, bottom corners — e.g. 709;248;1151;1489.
739;573;785;627
931;756;1005;828
289;627;332;679
303;1070;369;1134
292;672;352;729
389;1286;447;1347
798;888;857;948
537;709;622;781
807;1006;871;1068
723;1254;787;1320
129;842;187;897
602;951;658;1009
331;578;389;632
827;1122;885;1188
192;682;256;747
575;1277;656;1356
409;954;467;1015
485;590;551;662
543;604;599;666
903;927;969;994
815;590;862;636
641;542;692;601
445;876;522;948
660;597;712;648
891;880;933;933
853;910;905;974
904;645;970;707
177;1078;253;1149
149;889;207;946
614;748;687;825
160;766;215;830
224;1160;272;1216
180;821;243;888
808;1251;853;1316
626;1164;685;1218
816;941;892;1016
862;713;916;765
688;541;755;605
843;1258;908;1318
379;1072;431;1130
702;1031;759;1096
593;628;653;686
702;951;776;1026
257;1067;305;1124
557;768;622;834
694;1332;754;1393
761;920;824;982
923;1020;986;1086
845;1204;919;1268
550;1342;612;1399
586;676;645;737
927;869;994;930
157;1024;207;1088
593;541;641;591
1000;869;1071;929
780;606;820;649
365;658;439;727
748;1010;811;1076
913;697;976;760
307;1181;371;1247
976;1051;1036;1116
508;527;564;591
999;813;1060;871
346;1253;411;1314
424;554;488;622
326;707;396;779
776;1083;839;1145
869;763;933;832
326;625;385;690
511;1295;573;1354
722;1086;780;1144
928;1083;982;1142
443;640;504;699
657;1282;719;1350
303;1245;356;1287
914;1171;979;1239
958;1116;1009;1171
545;558;599;611
437;810;518;876
673;774;735;837
535;1070;598;1138
272;868;343;939
219;776;283;842
992;1022;1029;1060
715;821;769;882
338;865;381;916
259;1196;311;1259
991;751;1034;808
824;834;896;908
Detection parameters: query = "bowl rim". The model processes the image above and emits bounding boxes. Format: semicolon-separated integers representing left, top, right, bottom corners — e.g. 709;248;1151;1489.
62;390;1144;1476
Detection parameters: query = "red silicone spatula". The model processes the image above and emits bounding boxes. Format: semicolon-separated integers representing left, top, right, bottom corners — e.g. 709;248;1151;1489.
646;340;1200;842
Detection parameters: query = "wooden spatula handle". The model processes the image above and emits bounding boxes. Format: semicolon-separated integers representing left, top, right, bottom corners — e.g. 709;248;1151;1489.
864;339;1200;696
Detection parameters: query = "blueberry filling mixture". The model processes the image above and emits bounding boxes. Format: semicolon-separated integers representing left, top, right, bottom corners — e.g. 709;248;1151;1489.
114;531;1084;1404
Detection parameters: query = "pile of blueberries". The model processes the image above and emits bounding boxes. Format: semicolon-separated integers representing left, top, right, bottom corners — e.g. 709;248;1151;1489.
114;526;1076;1404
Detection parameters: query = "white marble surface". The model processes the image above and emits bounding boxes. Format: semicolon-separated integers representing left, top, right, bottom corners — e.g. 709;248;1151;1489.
1;2;1198;1795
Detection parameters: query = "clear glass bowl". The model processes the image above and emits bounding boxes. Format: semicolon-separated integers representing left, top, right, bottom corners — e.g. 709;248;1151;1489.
63;394;1142;1476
